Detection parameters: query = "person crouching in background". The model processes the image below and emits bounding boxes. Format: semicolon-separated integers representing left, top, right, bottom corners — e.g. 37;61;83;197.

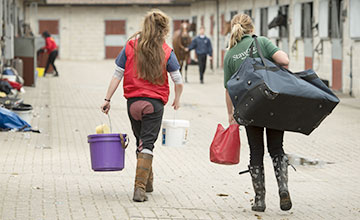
38;31;59;77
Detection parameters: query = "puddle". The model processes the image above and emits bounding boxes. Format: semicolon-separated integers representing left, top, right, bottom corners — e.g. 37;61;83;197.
35;144;52;150
287;154;334;166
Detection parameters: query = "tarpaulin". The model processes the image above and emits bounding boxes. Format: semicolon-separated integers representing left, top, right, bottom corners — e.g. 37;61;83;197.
0;107;31;131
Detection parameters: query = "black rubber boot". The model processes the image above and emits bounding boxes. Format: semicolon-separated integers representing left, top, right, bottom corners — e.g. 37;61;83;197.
249;165;266;212
272;154;292;211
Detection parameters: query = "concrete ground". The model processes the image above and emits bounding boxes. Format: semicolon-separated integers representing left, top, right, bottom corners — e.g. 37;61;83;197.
0;60;359;220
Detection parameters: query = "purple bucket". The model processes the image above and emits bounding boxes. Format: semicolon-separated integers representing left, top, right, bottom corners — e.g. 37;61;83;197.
87;133;128;171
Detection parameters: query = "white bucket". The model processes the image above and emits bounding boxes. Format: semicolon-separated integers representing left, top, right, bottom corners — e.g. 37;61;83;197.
162;119;190;147
13;109;33;124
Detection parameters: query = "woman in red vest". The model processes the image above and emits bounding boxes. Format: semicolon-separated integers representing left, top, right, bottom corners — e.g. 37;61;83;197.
40;31;59;77
101;10;184;202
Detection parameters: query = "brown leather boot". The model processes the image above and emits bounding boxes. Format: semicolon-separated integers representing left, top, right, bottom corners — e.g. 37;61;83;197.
133;153;153;202
146;167;153;192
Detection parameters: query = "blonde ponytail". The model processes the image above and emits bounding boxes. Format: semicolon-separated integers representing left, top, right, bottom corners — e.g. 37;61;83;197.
228;23;244;49
228;14;255;49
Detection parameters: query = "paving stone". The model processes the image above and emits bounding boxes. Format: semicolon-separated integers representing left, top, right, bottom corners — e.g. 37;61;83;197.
0;60;359;220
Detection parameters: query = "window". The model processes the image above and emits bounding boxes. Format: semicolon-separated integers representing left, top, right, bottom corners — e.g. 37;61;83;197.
302;2;313;38
255;8;261;35
293;2;313;38
230;11;237;20
293;3;302;38
244;9;252;18
268;6;280;38
318;0;343;39
350;0;360;38
319;0;330;38
279;5;289;38
330;0;343;39
192;16;197;36
260;8;268;36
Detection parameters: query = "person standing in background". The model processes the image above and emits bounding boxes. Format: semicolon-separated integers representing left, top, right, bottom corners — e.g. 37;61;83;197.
186;26;212;84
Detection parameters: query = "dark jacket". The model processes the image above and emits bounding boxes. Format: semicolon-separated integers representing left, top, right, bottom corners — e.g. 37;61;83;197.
188;36;213;56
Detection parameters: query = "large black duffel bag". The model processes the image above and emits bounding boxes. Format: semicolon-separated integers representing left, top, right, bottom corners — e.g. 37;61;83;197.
227;36;339;135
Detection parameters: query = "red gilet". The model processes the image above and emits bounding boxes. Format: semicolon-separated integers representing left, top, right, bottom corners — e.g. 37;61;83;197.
43;37;57;53
123;39;172;104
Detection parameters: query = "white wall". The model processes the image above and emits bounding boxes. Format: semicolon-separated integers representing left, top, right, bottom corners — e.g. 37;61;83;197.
29;5;190;60
342;0;360;96
27;0;360;97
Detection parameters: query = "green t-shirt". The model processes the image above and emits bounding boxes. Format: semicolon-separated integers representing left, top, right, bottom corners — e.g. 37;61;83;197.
223;34;280;88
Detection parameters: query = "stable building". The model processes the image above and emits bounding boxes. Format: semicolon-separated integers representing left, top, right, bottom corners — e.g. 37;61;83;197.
188;0;360;96
25;0;360;97
1;0;46;86
27;0;192;60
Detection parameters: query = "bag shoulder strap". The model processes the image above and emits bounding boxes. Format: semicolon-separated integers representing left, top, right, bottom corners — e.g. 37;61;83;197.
250;35;267;67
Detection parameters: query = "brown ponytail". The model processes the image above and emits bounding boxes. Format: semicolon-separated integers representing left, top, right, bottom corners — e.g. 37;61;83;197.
130;9;170;85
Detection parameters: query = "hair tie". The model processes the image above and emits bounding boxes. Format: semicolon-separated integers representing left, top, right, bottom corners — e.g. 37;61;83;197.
237;23;243;29
232;23;242;33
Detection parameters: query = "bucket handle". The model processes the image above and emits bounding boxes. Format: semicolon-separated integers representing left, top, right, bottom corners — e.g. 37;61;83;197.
101;107;112;133
120;134;129;149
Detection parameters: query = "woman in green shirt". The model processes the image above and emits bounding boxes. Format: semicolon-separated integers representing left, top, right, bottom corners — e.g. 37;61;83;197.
223;14;290;212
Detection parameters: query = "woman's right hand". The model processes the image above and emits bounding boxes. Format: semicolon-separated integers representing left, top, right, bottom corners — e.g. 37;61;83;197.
101;101;111;114
172;98;180;110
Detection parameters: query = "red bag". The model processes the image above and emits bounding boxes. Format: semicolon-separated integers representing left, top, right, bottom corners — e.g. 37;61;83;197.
210;124;241;165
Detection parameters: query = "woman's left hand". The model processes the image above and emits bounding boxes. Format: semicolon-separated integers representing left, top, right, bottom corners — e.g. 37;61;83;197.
101;101;111;114
228;113;236;125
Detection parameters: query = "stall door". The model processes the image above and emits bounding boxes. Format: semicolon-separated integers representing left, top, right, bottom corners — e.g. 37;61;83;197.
330;0;344;91
210;15;214;36
38;20;60;71
303;3;313;69
221;14;226;67
39;20;60;46
105;20;126;59
173;19;190;33
280;5;289;55
173;20;182;33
